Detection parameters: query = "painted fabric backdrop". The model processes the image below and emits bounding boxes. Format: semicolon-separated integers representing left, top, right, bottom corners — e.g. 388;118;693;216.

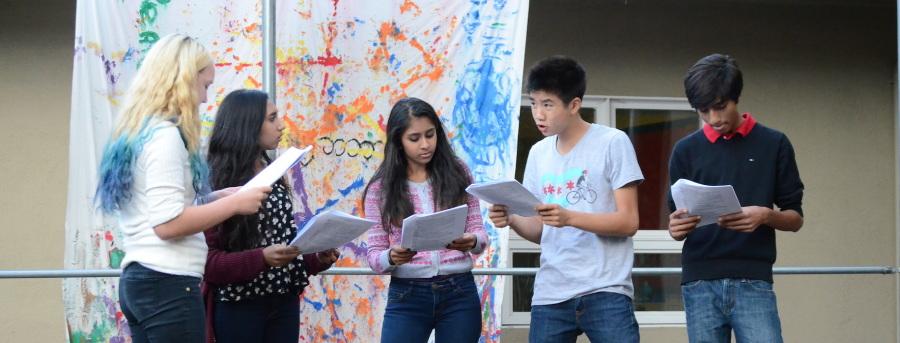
64;1;527;342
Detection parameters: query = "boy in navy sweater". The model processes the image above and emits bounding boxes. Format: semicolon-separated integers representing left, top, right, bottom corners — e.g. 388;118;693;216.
667;54;804;343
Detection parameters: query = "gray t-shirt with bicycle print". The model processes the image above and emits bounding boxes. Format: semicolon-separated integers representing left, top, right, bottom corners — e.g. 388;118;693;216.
523;123;644;305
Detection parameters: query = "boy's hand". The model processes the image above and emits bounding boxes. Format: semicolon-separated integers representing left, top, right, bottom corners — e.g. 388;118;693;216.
536;204;571;227
388;246;416;266
446;233;477;252
718;206;772;233
488;204;510;227
668;209;701;240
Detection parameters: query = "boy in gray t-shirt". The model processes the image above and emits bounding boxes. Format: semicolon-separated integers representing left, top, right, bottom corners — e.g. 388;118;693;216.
488;56;643;343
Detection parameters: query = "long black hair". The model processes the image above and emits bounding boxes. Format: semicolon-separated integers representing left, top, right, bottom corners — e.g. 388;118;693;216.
207;89;282;251
362;97;471;231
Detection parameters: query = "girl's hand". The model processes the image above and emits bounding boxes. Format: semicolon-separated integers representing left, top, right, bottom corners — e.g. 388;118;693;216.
227;186;272;215
317;248;341;266
263;244;300;267
209;187;240;201
488;204;510;227
388;246;416;266
446;233;477;252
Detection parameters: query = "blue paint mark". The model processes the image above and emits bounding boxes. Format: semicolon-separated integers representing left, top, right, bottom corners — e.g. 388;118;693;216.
388;53;401;72
339;177;365;197
303;297;324;311
315;198;340;215
326;82;343;102
451;54;514;182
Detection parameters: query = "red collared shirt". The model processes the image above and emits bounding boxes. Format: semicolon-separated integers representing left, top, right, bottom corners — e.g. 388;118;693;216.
703;113;757;143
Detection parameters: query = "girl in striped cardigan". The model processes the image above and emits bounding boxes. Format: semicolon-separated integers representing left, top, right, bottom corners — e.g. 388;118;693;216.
363;97;488;343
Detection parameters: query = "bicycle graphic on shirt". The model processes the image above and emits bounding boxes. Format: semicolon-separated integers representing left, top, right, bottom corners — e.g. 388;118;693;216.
565;171;598;205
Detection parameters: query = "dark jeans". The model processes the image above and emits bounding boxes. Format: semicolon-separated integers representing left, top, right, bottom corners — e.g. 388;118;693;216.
119;263;205;343
529;291;640;343
214;293;300;343
380;272;482;343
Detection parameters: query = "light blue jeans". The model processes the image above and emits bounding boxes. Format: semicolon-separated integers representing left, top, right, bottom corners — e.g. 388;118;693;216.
682;278;783;343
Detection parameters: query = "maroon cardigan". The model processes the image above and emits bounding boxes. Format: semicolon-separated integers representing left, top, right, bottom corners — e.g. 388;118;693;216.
202;227;330;343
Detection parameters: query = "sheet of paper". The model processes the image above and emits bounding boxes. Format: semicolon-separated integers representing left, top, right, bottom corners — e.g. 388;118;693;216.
240;146;312;192
289;210;376;254
465;180;540;217
400;205;468;251
670;178;743;227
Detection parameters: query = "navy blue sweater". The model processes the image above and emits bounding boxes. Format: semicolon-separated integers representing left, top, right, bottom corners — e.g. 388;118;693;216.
668;123;804;283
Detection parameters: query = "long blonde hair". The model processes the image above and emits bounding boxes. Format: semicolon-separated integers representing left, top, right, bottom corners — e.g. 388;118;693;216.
114;33;212;154
96;34;213;213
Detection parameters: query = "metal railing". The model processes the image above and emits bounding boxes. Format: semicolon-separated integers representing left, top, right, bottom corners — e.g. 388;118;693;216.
0;266;895;279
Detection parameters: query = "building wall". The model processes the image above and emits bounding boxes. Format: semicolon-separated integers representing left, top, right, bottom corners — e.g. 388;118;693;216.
0;0;896;342
0;1;75;342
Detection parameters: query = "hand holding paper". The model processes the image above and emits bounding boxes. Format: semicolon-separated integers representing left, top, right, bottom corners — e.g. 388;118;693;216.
400;205;468;251
240;146;312;192
289;210;375;254
465;180;540;217
670;179;742;227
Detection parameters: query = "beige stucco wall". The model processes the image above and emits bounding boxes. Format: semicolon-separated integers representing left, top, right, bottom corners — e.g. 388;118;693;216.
0;0;896;342
0;1;75;342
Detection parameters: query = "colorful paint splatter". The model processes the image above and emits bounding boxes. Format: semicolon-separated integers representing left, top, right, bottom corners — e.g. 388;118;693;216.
65;1;527;342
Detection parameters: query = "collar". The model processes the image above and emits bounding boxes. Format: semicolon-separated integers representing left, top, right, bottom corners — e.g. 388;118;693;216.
703;113;757;143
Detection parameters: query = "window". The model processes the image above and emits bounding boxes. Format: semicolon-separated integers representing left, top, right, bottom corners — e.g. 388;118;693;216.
503;95;696;327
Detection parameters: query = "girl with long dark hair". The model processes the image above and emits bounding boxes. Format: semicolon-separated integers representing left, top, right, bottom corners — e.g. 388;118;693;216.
363;97;488;342
202;89;339;343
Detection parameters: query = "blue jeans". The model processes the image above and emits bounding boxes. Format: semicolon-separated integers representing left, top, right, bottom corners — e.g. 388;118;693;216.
119;263;205;343
380;273;482;343
529;291;639;343
214;293;300;343
682;278;783;343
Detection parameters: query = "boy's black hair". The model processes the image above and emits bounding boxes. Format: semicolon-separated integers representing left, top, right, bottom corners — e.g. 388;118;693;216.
684;53;743;112
526;55;586;104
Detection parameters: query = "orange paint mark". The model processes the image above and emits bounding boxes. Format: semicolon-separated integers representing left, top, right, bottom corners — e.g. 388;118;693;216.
371;276;385;291
348;95;374;119
400;0;421;15
244;22;259;34
322;172;335;201
335;257;355;267
234;62;254;72
246;75;262;89
409;39;434;65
